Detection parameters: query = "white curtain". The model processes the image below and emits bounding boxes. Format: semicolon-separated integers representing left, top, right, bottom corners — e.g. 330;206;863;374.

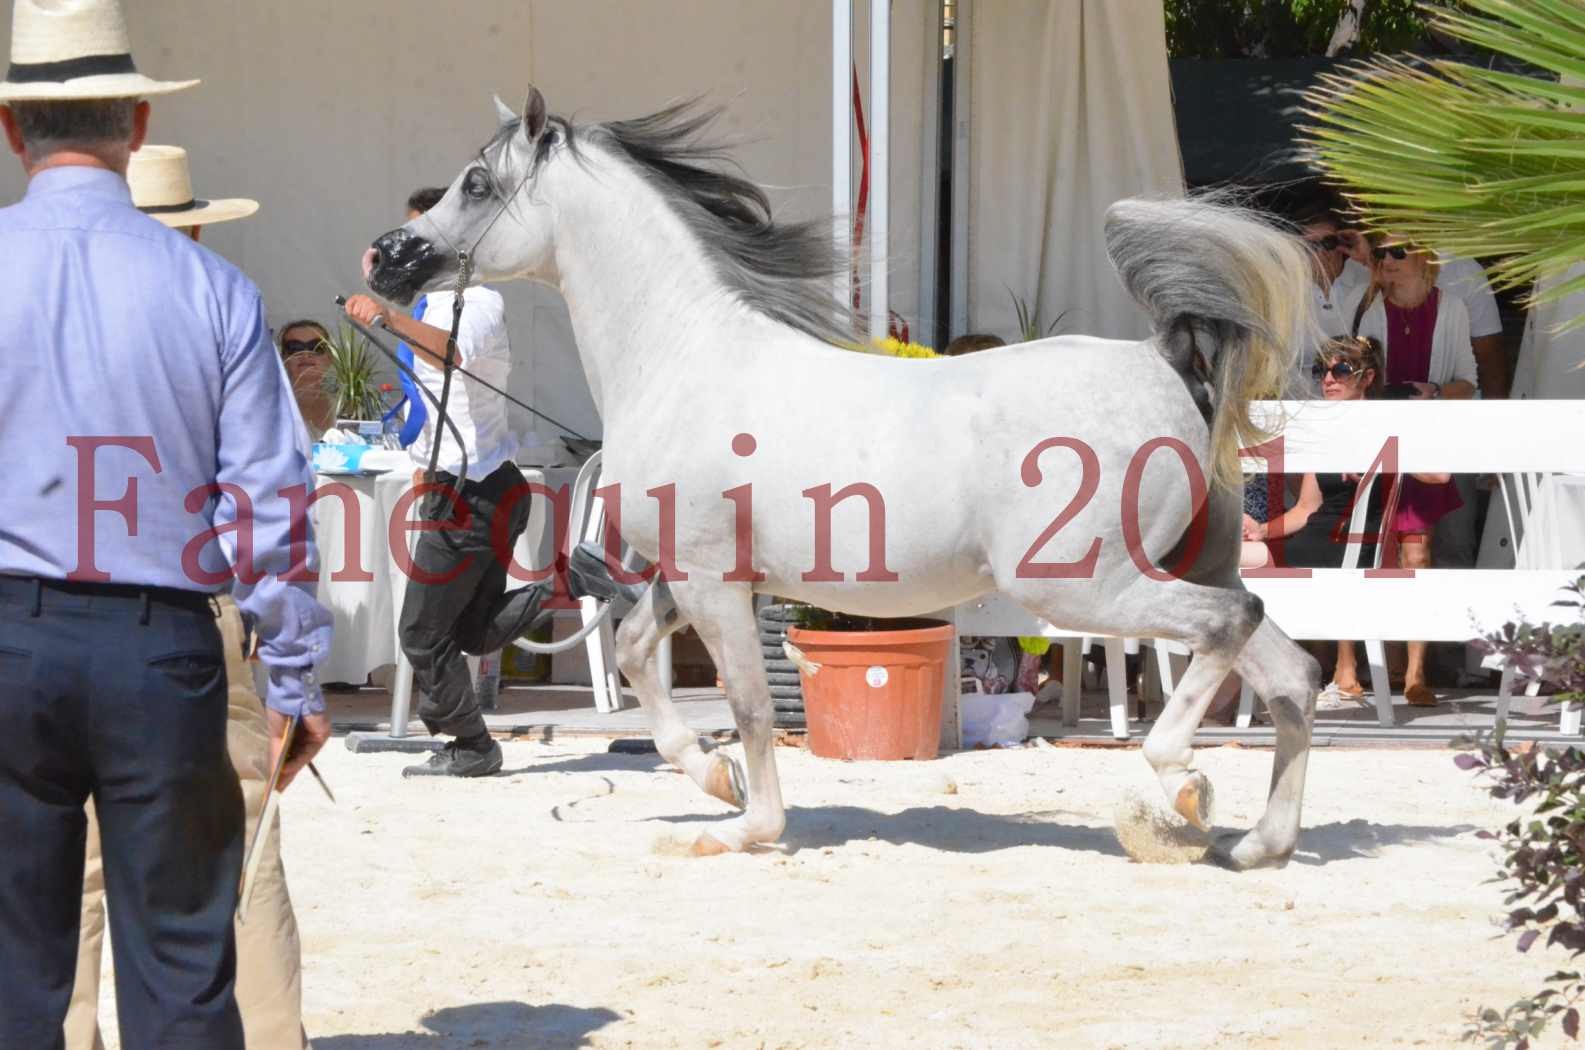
963;0;1184;342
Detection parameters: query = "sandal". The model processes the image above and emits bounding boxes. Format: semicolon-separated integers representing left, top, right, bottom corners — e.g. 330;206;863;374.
1405;683;1438;707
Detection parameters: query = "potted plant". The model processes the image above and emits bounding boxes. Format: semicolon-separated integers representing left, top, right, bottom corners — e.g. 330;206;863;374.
321;322;395;446
1009;290;1067;343
783;605;954;761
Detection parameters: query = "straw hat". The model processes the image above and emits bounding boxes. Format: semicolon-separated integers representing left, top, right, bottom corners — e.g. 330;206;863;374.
128;146;258;227
0;0;198;102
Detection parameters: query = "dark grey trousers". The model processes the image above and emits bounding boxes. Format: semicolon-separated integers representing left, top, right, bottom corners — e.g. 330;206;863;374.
399;462;552;738
0;577;244;1050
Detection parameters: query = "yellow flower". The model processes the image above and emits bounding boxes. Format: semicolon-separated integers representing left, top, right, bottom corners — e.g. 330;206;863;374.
874;336;940;359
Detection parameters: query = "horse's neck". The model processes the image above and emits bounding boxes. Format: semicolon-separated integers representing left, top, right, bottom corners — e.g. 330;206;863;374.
548;154;751;419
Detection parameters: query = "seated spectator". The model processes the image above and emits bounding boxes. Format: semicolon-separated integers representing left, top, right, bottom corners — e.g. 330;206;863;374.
944;333;1006;356
1344;236;1474;705
1247;337;1451;707
278;319;335;438
1240;475;1274;569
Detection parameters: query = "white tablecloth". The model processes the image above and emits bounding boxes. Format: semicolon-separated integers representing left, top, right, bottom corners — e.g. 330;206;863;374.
314;454;584;684
1517;474;1585;571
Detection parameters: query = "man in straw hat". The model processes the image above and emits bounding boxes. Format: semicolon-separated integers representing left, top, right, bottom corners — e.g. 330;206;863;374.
0;2;333;1047
60;145;315;1050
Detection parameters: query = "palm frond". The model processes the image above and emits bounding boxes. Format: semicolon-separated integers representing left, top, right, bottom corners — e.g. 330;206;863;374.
1303;0;1585;324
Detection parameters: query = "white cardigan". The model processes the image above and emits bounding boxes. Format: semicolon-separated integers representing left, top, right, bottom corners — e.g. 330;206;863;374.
1342;285;1478;388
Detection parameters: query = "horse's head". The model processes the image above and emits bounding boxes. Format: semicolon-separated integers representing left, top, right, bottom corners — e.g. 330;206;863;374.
365;87;560;304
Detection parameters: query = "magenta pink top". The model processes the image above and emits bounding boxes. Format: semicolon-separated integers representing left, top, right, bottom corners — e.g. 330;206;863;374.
1383;287;1439;386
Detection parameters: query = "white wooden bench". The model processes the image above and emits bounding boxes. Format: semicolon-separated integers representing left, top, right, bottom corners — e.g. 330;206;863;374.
935;400;1585;746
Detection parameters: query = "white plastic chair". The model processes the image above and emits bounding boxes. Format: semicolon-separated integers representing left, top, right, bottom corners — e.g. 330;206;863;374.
1489;473;1572;732
507;450;671;714
1048;633;1130;740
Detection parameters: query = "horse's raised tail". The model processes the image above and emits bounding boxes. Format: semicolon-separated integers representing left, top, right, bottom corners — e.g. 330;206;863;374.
1104;197;1316;487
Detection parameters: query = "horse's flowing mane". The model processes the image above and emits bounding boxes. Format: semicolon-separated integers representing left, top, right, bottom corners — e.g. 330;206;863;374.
495;101;855;345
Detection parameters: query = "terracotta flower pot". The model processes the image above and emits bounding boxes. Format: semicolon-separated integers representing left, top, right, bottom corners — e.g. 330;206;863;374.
786;620;953;761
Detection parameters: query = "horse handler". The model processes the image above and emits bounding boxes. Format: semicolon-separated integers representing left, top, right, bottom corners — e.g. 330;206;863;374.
0;2;332;1046
63;145;313;1050
343;188;633;780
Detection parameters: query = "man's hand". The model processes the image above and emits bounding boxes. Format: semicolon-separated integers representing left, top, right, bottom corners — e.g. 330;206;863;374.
1339;228;1371;268
342;294;386;329
267;707;333;791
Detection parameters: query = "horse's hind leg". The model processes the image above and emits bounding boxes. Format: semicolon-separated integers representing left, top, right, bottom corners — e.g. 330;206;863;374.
664;580;785;855
1009;575;1264;831
1130;580;1268;831
615;582;745;810
1215;618;1321;870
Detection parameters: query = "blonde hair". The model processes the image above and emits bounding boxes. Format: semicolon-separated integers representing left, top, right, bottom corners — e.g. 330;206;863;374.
1351;233;1441;334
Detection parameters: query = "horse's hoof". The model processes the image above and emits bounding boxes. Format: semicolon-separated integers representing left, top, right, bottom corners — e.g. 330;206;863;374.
691;831;734;857
1210;829;1293;871
705;755;747;809
1174;771;1214;831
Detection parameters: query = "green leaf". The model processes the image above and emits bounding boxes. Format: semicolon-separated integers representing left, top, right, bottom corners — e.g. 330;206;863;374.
1303;0;1585;299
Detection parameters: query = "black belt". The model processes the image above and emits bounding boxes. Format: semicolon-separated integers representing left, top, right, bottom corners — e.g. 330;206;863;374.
0;575;215;616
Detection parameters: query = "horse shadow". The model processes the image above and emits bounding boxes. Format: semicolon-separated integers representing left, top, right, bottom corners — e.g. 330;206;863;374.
315;1001;621;1050
653;805;1480;866
656;803;1129;857
1287;817;1482;865
495;751;666;778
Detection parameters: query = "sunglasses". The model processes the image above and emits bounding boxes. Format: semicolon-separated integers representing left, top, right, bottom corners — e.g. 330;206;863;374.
281;339;325;359
1306;234;1343;252
1311;361;1363;381
1372;245;1411;261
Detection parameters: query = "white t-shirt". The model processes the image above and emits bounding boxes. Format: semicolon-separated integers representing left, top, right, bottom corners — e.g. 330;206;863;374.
1297;265;1366;393
1310;265;1366;340
1436;255;1502;339
406;285;518;479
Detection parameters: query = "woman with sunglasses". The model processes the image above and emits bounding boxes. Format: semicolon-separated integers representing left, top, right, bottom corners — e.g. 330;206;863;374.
1245;338;1452;707
1342;237;1476;705
277;319;335;438
1347;237;1478;401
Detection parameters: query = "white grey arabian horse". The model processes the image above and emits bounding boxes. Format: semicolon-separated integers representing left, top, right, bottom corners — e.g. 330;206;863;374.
364;88;1322;870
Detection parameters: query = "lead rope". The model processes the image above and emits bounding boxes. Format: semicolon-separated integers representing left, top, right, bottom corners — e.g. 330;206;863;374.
425;250;473;504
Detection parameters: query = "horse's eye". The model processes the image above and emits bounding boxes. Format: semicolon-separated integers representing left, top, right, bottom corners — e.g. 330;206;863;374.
463;169;492;201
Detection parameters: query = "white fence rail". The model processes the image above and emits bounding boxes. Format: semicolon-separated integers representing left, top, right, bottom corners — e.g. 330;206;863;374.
936;401;1585;745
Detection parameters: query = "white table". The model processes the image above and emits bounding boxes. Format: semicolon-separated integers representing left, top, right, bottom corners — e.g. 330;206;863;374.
313;451;413;684
314;454;583;687
1517;474;1585;570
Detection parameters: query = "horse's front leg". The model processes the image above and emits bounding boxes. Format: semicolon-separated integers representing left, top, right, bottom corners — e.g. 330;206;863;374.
614;582;744;809
668;580;785;855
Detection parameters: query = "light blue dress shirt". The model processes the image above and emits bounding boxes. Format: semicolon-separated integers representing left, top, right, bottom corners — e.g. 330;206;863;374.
0;166;333;715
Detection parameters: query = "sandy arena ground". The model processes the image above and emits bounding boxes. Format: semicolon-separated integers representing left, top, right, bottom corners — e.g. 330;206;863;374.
99;738;1562;1048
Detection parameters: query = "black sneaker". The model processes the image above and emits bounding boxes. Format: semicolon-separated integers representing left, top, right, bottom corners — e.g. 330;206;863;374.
402;738;503;778
567;541;653;605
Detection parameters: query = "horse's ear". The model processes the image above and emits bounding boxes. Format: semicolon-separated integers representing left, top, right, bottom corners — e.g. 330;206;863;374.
522;85;548;141
493;95;517;127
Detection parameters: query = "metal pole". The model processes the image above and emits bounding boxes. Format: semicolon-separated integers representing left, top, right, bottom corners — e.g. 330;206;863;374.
833;0;853;311
870;0;891;341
